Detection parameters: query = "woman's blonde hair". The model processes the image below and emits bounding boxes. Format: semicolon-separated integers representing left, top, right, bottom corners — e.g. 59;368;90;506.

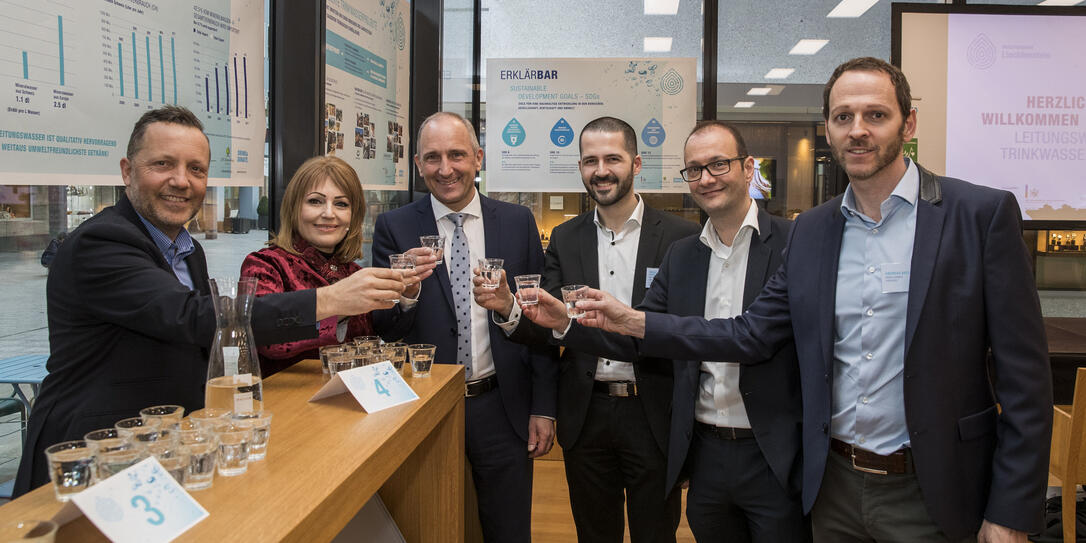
270;156;365;262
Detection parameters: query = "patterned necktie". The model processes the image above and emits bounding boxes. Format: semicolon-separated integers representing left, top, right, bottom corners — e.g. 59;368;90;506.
448;213;473;378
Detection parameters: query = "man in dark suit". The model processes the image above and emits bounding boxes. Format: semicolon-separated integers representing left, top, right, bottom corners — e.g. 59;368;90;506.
371;111;557;542
518;121;808;541
474;117;697;542
564;58;1052;542
15;106;408;496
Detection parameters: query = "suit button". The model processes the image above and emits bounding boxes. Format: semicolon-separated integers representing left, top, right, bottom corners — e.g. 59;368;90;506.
822;423;828;434
585;371;592;377
824;373;829;383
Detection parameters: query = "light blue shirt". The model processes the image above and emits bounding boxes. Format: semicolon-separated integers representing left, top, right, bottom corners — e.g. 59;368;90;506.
136;214;196;290
831;159;919;455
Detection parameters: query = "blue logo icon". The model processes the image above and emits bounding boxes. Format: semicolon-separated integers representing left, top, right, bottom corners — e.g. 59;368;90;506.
641;118;665;148
660;69;684;95
550;118;575;147
503;118;526;147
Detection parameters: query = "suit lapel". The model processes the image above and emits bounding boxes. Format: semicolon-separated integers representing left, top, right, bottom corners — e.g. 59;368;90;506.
742;210;773;309
577;214;600;289
904;198;945;362
682;240;711;318
417;198;456;313
632;208;663;305
819;209;846;374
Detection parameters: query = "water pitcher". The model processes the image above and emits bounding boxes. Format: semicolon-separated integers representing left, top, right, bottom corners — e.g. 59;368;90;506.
205;277;263;414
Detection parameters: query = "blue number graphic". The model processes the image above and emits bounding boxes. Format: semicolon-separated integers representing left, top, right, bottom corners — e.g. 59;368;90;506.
131;495;165;526
374;379;391;397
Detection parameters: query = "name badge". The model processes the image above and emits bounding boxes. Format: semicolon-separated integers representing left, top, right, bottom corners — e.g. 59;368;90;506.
881;262;911;293
71;457;208;543
645;267;660;289
309;361;419;412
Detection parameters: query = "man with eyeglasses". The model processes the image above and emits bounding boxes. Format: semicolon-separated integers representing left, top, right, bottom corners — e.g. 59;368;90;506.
518;120;808;541
542;57;1051;542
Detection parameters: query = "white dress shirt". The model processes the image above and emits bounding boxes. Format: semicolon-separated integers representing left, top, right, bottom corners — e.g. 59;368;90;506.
593;196;644;382
693;200;760;429
403;192;495;380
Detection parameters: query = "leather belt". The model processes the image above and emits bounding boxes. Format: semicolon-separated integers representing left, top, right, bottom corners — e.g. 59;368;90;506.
830;438;914;475
695;421;755;440
593;380;638;397
465;374;499;398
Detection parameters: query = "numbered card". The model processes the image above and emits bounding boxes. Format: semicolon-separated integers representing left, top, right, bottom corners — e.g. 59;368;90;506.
309;361;419;412
71;457;208;543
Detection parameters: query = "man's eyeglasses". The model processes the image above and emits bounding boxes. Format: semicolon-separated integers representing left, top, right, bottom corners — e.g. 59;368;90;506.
679;156;748;182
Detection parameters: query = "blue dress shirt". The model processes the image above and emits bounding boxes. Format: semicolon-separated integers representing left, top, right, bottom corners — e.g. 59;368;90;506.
831;159;919;455
136;213;196;290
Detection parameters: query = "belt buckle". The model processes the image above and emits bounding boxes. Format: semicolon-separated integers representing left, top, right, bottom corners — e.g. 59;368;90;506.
850;452;888;475
608;382;636;397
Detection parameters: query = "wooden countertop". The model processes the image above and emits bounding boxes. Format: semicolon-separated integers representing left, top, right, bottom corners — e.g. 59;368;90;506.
0;360;466;542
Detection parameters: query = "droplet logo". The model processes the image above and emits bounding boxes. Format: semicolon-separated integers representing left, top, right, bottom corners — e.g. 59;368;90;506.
503;118;526;147
550;118;575;147
659;69;684;95
967;34;996;70
641;118;666;148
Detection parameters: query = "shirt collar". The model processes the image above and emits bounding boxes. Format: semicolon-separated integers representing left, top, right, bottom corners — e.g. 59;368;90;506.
840;158;919;220
699;198;760;253
136;212;194;259
592;194;645;234
431;190;482;222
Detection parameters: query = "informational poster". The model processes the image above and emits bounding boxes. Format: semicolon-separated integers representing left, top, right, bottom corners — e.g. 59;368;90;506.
324;0;410;190
0;0;265;186
486;58;696;193
946;13;1086;220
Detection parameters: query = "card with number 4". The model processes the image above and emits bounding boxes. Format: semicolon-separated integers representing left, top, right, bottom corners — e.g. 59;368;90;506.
309;361;419;412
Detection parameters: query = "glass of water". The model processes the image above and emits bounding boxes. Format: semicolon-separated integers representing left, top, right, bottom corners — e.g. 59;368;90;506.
44;441;94;501
409;344;437;378
319;344;349;375
232;411;273;461
177;421;218;491
419;235;446;264
478;258;504;288
561;285;589;319
93;441;143;482
140;405;185;427
382;342;409;375
115;416;164;444
328;352;357;377
214;424;251;476
514;274;541;306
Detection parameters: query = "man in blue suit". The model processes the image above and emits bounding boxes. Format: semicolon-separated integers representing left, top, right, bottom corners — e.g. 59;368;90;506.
372;111;558;542
545;57;1052;542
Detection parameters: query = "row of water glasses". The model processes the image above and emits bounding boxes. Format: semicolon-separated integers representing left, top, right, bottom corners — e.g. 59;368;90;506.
44;404;272;502
318;338;436;379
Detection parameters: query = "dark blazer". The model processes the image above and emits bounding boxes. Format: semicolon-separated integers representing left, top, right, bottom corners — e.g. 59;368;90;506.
637;166;1052;539
561;207;801;495
371;194;558;437
522;205;698;453
15;194;316;496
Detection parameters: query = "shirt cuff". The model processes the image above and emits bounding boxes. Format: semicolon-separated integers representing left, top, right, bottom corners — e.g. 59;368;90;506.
399;288;421;308
494;303;522;335
552;319;573;339
531;415;556;421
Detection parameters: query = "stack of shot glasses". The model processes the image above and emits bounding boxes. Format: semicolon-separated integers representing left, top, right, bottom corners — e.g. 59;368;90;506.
319;335;425;379
44;403;273;502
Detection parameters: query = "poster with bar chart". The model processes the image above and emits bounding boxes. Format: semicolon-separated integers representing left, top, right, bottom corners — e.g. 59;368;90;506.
0;0;263;186
324;0;410;190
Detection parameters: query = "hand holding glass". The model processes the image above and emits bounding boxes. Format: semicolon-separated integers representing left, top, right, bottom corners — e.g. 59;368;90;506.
419;235;446;265
514;274;541;306
561;285;589;318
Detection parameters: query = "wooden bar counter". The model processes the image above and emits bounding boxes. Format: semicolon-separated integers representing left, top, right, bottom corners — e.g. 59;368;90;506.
0;360;466;543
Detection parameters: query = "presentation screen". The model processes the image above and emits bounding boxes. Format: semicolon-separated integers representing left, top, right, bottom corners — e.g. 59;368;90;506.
895;5;1086;222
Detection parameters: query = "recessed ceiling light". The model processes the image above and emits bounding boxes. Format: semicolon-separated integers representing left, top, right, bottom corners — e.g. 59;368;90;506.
764;68;795;79
644;0;680;15
827;0;879;18
747;87;772;96
1038;0;1083;5
734;101;755;108
789;39;829;55
644;37;673;53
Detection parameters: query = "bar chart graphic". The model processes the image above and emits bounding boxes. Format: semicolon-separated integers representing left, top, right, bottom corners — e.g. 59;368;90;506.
194;53;250;119
0;1;75;87
100;9;178;104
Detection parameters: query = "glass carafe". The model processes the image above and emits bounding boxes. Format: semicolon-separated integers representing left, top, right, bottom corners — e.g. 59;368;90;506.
205;277;263;415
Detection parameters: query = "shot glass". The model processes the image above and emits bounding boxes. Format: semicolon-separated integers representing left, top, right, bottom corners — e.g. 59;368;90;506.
214;424;252;476
148;441;189;486
352;350;377;367
140;405;185;427
514;274;542;306
419;235;446;264
177;421;218;491
478;258;504;288
328;352;357;377
382;342;408;374
83;428;129;455
115;417;164;444
0;520;58;542
409;344;437;378
44;441;94;502
232;411;273;461
353;336;381;353
188;408;233;432
319;344;350;375
93;442;143;482
561;285;589;319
